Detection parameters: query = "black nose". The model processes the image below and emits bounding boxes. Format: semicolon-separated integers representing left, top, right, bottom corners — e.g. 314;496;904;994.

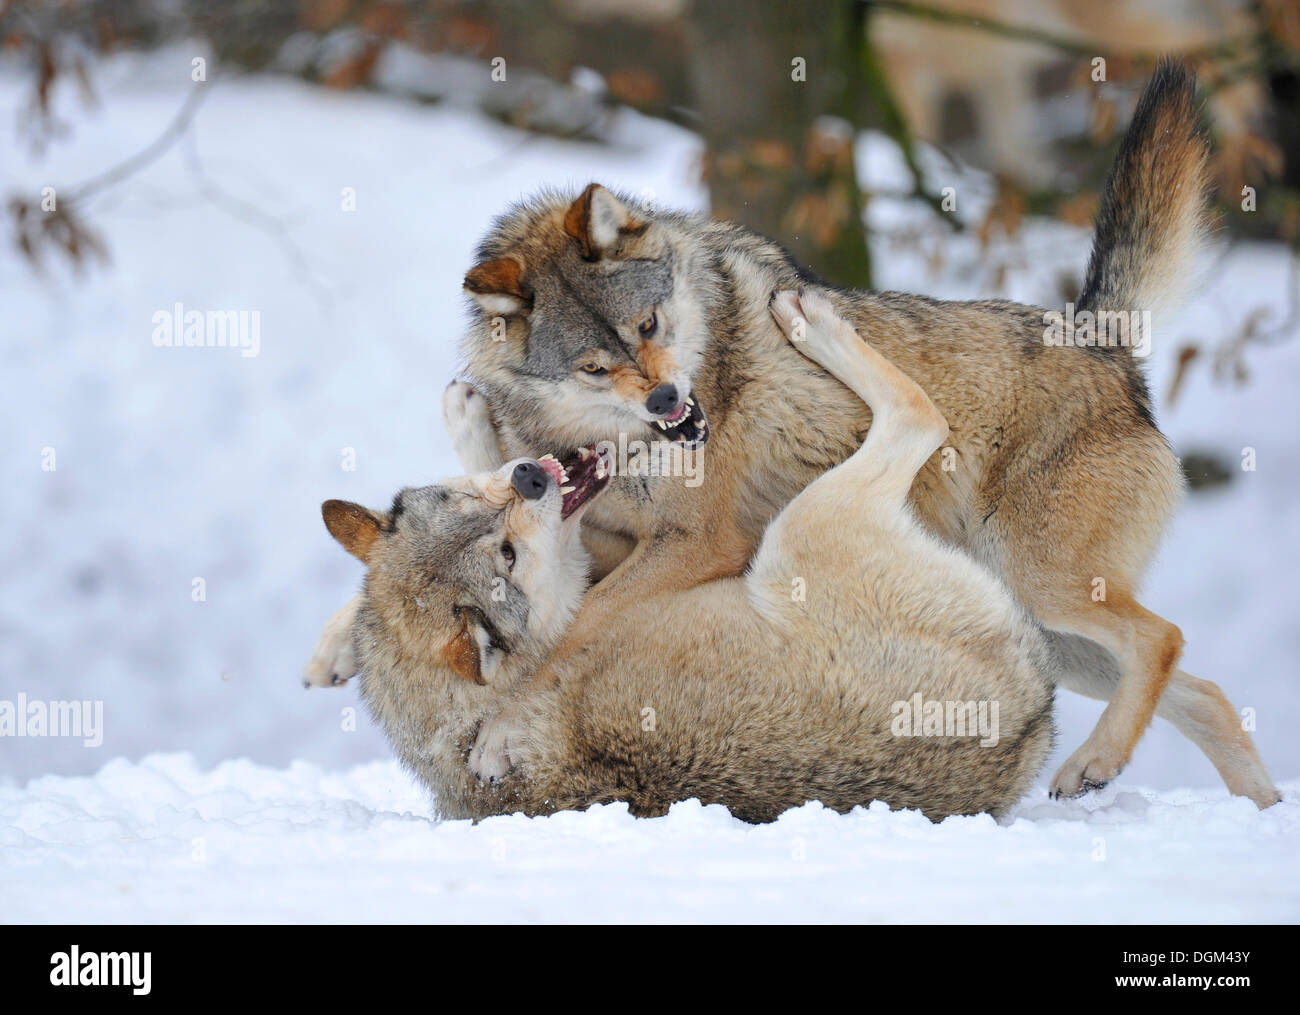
511;461;549;500
645;383;679;417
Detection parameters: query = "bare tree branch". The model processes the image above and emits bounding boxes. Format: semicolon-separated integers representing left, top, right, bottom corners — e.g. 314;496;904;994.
68;81;211;205
180;128;333;309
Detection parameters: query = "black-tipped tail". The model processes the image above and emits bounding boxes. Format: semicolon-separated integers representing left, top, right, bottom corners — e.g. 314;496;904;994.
1078;59;1210;318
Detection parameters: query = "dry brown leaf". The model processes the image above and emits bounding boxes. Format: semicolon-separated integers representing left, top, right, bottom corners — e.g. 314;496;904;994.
749;138;795;172
1166;344;1201;408
441;14;495;54
299;0;351;33
322;46;381;90
1091;97;1117;143
786;193;840;250
977;176;1024;250
359;2;410;41
1057;192;1099;228
606;68;663;107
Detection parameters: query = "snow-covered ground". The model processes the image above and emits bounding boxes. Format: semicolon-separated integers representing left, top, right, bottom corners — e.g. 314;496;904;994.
3;754;1296;923
1;48;1297;922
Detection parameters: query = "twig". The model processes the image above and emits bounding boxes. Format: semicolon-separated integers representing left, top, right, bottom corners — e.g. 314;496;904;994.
181;128;334;309
68;81;210;205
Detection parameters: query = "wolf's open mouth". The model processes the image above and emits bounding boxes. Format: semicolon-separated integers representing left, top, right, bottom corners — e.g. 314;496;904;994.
538;448;611;519
650;396;709;447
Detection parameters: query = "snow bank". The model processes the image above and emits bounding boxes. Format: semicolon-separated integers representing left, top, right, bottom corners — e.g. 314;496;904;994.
2;754;1295;923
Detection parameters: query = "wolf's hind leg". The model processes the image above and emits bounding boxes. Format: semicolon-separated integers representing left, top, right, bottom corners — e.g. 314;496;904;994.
443;380;505;472
1156;669;1279;806
750;290;949;600
768;289;948;511
1047;631;1279;807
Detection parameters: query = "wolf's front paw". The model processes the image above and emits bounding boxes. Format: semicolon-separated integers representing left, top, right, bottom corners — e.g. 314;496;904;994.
469;713;522;784
1049;737;1125;799
303;597;361;688
442;380;503;473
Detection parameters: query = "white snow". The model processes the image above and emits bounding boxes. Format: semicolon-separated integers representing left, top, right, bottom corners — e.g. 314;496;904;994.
3;754;1296;923
1;47;1296;923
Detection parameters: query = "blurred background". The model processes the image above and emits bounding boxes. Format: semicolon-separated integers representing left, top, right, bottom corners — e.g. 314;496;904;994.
2;0;1297;791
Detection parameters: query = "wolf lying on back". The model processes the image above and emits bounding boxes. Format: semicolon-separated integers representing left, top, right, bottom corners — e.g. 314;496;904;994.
325;292;1054;822
308;61;1277;806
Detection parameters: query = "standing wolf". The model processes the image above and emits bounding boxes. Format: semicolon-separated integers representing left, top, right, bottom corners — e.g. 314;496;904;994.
308;61;1277;807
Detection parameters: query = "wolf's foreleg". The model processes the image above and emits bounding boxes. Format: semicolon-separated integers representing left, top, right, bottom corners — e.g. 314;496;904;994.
303;594;361;688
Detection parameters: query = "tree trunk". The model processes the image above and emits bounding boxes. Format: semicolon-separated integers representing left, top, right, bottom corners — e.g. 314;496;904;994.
685;0;871;288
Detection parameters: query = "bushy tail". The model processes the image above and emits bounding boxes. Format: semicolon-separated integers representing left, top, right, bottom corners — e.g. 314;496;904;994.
1077;59;1211;317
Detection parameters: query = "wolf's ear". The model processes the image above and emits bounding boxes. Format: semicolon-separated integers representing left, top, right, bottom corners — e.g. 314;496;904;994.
322;500;387;563
464;255;531;315
563;183;647;260
441;617;486;686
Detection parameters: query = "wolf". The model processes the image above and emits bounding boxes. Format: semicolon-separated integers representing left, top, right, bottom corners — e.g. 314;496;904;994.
307;60;1277;807
324;291;1055;822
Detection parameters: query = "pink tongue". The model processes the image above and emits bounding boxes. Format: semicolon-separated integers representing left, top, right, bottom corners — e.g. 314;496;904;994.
538;458;565;486
664;402;688;423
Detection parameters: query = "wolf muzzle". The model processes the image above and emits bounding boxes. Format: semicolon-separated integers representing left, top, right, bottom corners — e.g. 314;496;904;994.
511;460;550;500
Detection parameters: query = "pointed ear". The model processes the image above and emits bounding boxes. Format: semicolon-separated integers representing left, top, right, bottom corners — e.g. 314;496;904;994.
464;255;531;315
442;616;486;685
322;500;387;562
563;183;647;260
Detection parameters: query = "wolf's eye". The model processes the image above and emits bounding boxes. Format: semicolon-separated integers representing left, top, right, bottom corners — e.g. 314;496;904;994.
500;541;516;570
637;312;658;338
579;362;607;376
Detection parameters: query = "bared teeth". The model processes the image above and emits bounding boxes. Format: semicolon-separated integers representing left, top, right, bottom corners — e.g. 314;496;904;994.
561;485;575;494
686;397;694;407
578;447;593;460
